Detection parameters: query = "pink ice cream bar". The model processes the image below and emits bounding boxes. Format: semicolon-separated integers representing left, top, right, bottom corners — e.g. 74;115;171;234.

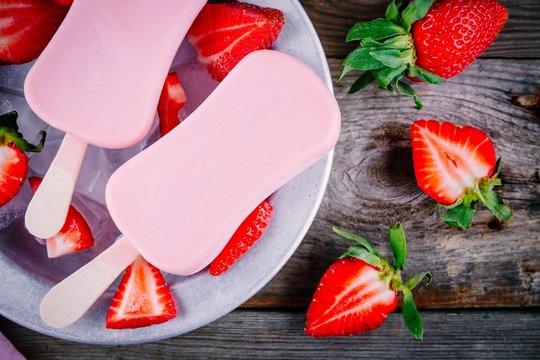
24;0;206;239
40;50;341;328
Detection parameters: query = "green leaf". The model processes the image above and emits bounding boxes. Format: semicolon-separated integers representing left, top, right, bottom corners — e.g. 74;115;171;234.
348;71;376;94
332;227;382;257
407;65;445;84
338;64;354;82
395;79;423;109
346;19;406;42
402;288;424;340
389;223;407;270
344;47;386;71
385;0;400;24
0;111;46;152
405;271;432;291
481;188;513;222
341;246;383;268
492;158;502;177
443;201;477;230
374;64;407;89
370;49;412;68
402;0;435;31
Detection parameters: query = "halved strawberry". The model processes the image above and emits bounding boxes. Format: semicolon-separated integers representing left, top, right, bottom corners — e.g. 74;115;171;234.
53;0;73;7
106;256;177;329
209;200;273;276
0;111;45;207
187;2;285;82
158;72;186;136
306;224;431;339
0;0;68;64
28;176;94;258
411;119;512;229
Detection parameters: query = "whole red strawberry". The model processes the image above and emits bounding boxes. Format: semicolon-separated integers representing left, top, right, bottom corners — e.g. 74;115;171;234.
411;119;512;229
0;111;45;207
306;224;431;339
340;0;508;108
209;200;273;276
188;2;285;82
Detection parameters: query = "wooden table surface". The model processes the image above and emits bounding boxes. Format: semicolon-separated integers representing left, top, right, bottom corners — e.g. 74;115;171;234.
1;1;539;358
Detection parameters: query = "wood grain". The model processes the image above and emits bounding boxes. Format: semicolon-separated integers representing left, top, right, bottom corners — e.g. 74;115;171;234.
246;58;540;309
299;0;540;59
2;311;539;359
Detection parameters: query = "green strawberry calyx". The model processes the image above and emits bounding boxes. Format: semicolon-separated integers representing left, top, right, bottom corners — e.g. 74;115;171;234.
438;159;513;230
0;111;46;152
339;0;443;109
334;223;432;340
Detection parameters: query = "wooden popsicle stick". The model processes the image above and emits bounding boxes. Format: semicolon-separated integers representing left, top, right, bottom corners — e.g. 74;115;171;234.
25;133;88;239
40;236;139;328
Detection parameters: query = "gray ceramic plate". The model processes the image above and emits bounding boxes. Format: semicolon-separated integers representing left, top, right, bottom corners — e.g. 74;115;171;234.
0;0;334;344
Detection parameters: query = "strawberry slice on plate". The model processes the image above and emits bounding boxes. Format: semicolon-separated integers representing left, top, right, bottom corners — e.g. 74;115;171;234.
106;256;177;329
28;176;94;258
0;0;68;64
411;119;512;229
209;199;273;276
158;72;186;136
0;111;45;207
187;2;285;81
306;224;431;339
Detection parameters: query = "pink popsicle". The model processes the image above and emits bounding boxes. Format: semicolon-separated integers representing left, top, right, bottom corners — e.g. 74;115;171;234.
24;0;206;238
40;50;341;328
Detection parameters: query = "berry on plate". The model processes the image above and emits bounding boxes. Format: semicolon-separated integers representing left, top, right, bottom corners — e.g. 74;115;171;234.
0;111;45;207
28;176;94;258
158;72;186;136
188;1;285;81
209;200;273;276
411;119;512;230
0;0;68;64
306;224;431;339
106;256;177;329
340;0;508;108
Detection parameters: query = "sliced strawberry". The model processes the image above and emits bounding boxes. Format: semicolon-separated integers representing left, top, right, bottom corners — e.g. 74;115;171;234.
187;2;285;82
53;0;73;7
0;0;68;64
158;72;186;136
411;119;512;229
306;225;431;339
28;176;93;258
209;200;273;276
0;111;45;207
106;256;176;329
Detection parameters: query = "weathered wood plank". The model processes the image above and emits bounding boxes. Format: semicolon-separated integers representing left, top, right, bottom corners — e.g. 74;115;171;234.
2;311;539;359
246;58;540;309
299;0;540;59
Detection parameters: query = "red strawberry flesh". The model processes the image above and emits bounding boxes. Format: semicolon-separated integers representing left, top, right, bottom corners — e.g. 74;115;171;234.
306;258;397;337
158;72;186;136
0;0;68;64
188;2;285;82
0;144;27;206
28;176;94;258
411;119;496;205
106;256;176;329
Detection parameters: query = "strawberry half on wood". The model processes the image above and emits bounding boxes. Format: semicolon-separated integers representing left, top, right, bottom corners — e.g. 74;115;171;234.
106;256;176;329
209;200;273;276
28;176;94;258
158;72;186;136
411;119;512;229
306;224;431;339
0;0;68;64
187;2;285;82
340;0;508;108
0;111;45;207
